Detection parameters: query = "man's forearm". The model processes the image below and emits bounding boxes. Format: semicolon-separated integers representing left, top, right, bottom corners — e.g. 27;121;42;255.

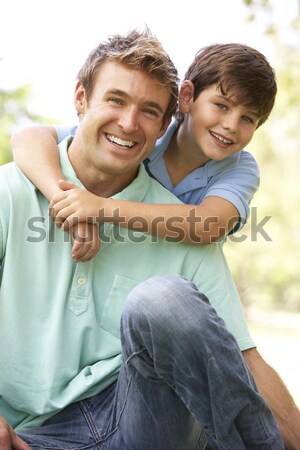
243;347;300;449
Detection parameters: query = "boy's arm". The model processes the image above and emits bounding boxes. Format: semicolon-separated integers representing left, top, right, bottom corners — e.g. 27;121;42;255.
12;125;239;244
50;185;239;245
243;347;300;449
11;126;100;262
11;125;63;200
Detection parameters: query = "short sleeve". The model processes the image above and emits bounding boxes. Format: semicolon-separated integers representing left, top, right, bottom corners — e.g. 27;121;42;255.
190;243;255;351
55;124;78;144
204;151;259;231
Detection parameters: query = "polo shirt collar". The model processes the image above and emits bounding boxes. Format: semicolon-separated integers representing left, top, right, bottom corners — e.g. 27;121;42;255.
58;137;150;202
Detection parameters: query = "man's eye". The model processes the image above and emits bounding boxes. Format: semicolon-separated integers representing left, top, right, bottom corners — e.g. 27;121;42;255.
143;108;158;117
108;98;124;105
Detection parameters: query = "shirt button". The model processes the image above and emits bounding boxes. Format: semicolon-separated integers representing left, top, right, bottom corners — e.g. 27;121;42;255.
78;277;86;285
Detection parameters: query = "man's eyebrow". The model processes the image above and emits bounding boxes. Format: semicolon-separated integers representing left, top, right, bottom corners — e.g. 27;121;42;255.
107;89;128;97
107;89;164;114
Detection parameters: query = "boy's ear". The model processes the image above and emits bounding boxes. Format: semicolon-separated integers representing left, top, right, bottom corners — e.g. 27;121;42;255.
179;80;195;113
74;81;87;115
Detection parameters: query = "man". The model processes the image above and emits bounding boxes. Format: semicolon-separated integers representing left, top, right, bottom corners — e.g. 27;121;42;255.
0;29;298;449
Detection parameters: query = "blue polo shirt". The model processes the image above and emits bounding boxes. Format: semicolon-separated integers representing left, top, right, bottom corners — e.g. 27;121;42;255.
56;120;259;231
0;137;254;432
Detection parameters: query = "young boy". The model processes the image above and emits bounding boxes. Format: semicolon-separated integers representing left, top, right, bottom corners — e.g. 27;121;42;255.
12;42;277;261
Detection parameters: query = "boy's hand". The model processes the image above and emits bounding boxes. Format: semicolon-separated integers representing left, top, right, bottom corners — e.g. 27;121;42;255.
71;222;101;262
48;180;101;262
48;180;104;232
0;416;31;450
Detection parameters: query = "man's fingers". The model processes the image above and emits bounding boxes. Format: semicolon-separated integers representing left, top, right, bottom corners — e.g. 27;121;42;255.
0;417;31;450
11;431;32;450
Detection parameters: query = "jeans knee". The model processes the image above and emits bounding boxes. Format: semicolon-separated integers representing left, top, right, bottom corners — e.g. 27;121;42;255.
123;275;211;332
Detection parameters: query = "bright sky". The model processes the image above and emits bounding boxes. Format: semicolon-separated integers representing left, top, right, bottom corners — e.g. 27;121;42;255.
0;0;298;123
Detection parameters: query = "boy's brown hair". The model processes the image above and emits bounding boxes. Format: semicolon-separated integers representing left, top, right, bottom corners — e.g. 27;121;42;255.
77;28;179;126
183;43;277;127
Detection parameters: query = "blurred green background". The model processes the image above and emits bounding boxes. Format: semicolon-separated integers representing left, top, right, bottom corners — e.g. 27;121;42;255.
1;0;299;406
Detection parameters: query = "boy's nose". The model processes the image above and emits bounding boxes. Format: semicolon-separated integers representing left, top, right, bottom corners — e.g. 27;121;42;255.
222;114;239;133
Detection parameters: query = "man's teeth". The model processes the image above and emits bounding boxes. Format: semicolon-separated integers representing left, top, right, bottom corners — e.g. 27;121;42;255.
210;131;232;144
107;134;135;148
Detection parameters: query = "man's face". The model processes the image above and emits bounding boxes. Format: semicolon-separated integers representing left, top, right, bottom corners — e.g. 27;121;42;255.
73;60;171;181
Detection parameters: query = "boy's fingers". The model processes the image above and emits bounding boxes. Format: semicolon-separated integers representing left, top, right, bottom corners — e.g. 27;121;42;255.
72;240;101;262
58;179;78;191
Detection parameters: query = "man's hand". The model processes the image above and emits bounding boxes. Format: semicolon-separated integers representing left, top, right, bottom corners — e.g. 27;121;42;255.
0;417;31;450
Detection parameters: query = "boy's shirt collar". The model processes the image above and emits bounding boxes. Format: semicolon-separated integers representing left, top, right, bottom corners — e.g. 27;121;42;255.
146;118;242;189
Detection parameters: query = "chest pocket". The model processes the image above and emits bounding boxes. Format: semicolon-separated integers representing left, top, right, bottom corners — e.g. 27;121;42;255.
99;275;139;338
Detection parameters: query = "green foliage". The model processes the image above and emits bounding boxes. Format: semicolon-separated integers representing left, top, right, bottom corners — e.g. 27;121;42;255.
225;37;300;312
0;84;49;165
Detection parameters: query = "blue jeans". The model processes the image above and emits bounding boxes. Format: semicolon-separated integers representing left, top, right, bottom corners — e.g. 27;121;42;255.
19;276;284;449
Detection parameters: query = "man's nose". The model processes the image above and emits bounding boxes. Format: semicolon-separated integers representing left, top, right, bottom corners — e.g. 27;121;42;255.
118;107;139;133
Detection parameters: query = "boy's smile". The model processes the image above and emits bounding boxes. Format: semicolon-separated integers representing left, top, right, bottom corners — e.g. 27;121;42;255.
177;84;259;167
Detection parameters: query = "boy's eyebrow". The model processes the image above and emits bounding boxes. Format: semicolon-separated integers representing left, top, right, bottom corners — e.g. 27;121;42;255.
107;89;164;114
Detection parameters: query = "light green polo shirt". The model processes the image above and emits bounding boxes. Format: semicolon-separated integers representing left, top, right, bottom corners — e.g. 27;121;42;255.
0;138;254;432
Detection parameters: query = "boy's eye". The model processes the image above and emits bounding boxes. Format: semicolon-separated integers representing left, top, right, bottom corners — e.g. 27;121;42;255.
216;103;228;111
242;115;254;124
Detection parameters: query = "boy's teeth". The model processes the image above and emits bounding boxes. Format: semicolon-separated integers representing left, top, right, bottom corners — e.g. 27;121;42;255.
107;134;135;148
211;131;232;144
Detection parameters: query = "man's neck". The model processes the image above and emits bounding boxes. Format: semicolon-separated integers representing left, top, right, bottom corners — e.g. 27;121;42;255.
80;170;137;198
67;141;138;198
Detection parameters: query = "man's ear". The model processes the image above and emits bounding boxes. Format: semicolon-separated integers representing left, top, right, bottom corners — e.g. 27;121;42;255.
157;116;172;139
74;81;87;115
179;80;195;113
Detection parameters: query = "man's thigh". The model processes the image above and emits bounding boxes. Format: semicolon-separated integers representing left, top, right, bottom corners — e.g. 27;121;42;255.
18;367;206;450
17;382;117;450
105;364;207;450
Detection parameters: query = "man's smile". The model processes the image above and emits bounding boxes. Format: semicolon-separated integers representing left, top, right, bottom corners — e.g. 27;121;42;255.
106;133;136;149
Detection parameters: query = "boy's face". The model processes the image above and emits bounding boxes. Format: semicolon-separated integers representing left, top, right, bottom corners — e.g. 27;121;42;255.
180;83;259;164
72;60;171;181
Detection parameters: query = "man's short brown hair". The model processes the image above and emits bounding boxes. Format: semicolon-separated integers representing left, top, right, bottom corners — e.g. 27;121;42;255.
77;28;179;126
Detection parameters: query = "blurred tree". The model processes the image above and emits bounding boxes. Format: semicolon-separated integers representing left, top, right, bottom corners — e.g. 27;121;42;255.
225;1;300;311
0;84;49;165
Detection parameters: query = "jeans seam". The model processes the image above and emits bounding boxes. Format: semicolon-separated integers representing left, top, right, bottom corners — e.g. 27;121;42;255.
100;374;133;446
78;401;103;448
22;440;99;450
